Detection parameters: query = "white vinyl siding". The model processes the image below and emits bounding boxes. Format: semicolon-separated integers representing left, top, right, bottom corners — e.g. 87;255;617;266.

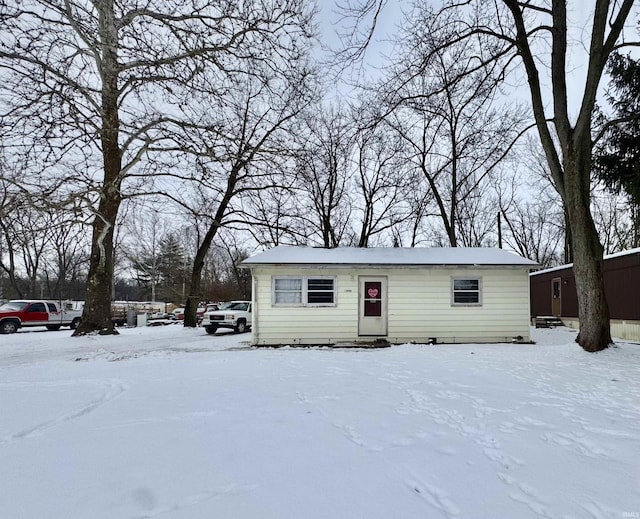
387;269;529;341
251;267;531;345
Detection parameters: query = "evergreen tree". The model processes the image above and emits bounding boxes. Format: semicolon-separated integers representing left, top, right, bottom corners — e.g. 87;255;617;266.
129;232;188;303
594;52;640;248
158;234;188;302
595;52;640;205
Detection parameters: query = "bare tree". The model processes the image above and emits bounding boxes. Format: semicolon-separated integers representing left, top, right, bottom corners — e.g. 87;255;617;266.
403;189;435;247
296;105;355;247
121;205;167;303
592;188;639;254
337;0;638;351
379;39;526;247
245;100;423;249
4;202;52;298
0;176;25;298
455;182;500;248
216;232;252;300
0;166;89;300
166;64;314;327
244;184;310;247
352;125;413;246
1;0;315;335
42;216;90;301
498;171;565;268
495;0;637;351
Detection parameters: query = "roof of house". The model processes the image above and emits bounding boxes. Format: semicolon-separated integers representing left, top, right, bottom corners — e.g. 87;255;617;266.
530;247;640;277
242;246;538;268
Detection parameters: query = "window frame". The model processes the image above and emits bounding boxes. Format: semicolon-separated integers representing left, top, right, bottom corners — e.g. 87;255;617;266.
451;276;483;306
272;275;337;307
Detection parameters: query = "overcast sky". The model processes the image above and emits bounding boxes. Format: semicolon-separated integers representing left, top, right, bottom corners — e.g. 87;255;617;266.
316;1;638;119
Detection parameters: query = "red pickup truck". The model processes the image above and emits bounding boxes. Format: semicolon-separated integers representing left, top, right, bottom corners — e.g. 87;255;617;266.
0;300;82;334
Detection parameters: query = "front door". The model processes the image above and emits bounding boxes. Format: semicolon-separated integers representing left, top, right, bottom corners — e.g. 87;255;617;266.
551;277;562;316
358;276;387;336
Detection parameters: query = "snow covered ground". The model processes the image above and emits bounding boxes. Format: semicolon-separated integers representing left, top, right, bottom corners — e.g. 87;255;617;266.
1;325;638;519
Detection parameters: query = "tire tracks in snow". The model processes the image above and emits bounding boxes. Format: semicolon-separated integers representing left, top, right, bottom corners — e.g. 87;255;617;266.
0;378;128;446
130;483;259;519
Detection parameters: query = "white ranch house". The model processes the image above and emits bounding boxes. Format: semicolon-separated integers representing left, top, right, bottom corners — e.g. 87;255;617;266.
241;246;538;346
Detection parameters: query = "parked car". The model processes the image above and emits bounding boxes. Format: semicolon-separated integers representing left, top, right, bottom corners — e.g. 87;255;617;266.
0;300;82;334
201;301;251;334
147;313;177;326
173;303;224;324
196;303;223;324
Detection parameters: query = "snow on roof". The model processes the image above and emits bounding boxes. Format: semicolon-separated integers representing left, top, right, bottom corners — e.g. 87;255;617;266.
530;247;640;277
242;246;538;268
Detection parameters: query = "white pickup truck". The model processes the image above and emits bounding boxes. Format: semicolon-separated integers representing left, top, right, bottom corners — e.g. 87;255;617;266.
0;300;83;334
201;301;252;334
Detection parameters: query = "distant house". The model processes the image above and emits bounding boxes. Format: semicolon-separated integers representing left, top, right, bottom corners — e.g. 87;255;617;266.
241;246;538;346
530;248;640;341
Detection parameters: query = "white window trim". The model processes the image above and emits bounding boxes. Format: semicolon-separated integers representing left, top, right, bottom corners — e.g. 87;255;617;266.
272;275;337;307
451;276;483;306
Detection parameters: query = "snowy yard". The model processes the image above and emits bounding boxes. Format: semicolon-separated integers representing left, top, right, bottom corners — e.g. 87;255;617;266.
1;325;639;519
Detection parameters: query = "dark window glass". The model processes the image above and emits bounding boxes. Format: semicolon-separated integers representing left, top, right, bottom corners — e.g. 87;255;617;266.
364;300;382;316
307;279;334;304
454;292;479;304
363;281;382;316
307;279;333;291
454;279;479;291
227;302;248;311
28;303;47;312
453;279;480;304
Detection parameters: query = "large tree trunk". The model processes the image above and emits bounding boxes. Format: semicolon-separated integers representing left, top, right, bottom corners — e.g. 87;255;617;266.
563;146;611;352
501;0;619;352
73;0;120;336
183;223;219;328
569;218;611;352
184;169;238;327
73;192;120;335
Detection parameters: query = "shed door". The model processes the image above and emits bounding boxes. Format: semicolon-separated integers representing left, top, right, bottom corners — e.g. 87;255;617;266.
551;277;562;316
358;276;387;336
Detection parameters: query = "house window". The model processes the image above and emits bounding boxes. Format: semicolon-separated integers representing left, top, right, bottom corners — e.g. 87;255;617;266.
307;278;335;304
452;278;482;305
273;276;336;306
274;278;303;304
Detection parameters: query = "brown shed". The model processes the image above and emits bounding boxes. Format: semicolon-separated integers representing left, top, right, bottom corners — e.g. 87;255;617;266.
530;248;640;341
